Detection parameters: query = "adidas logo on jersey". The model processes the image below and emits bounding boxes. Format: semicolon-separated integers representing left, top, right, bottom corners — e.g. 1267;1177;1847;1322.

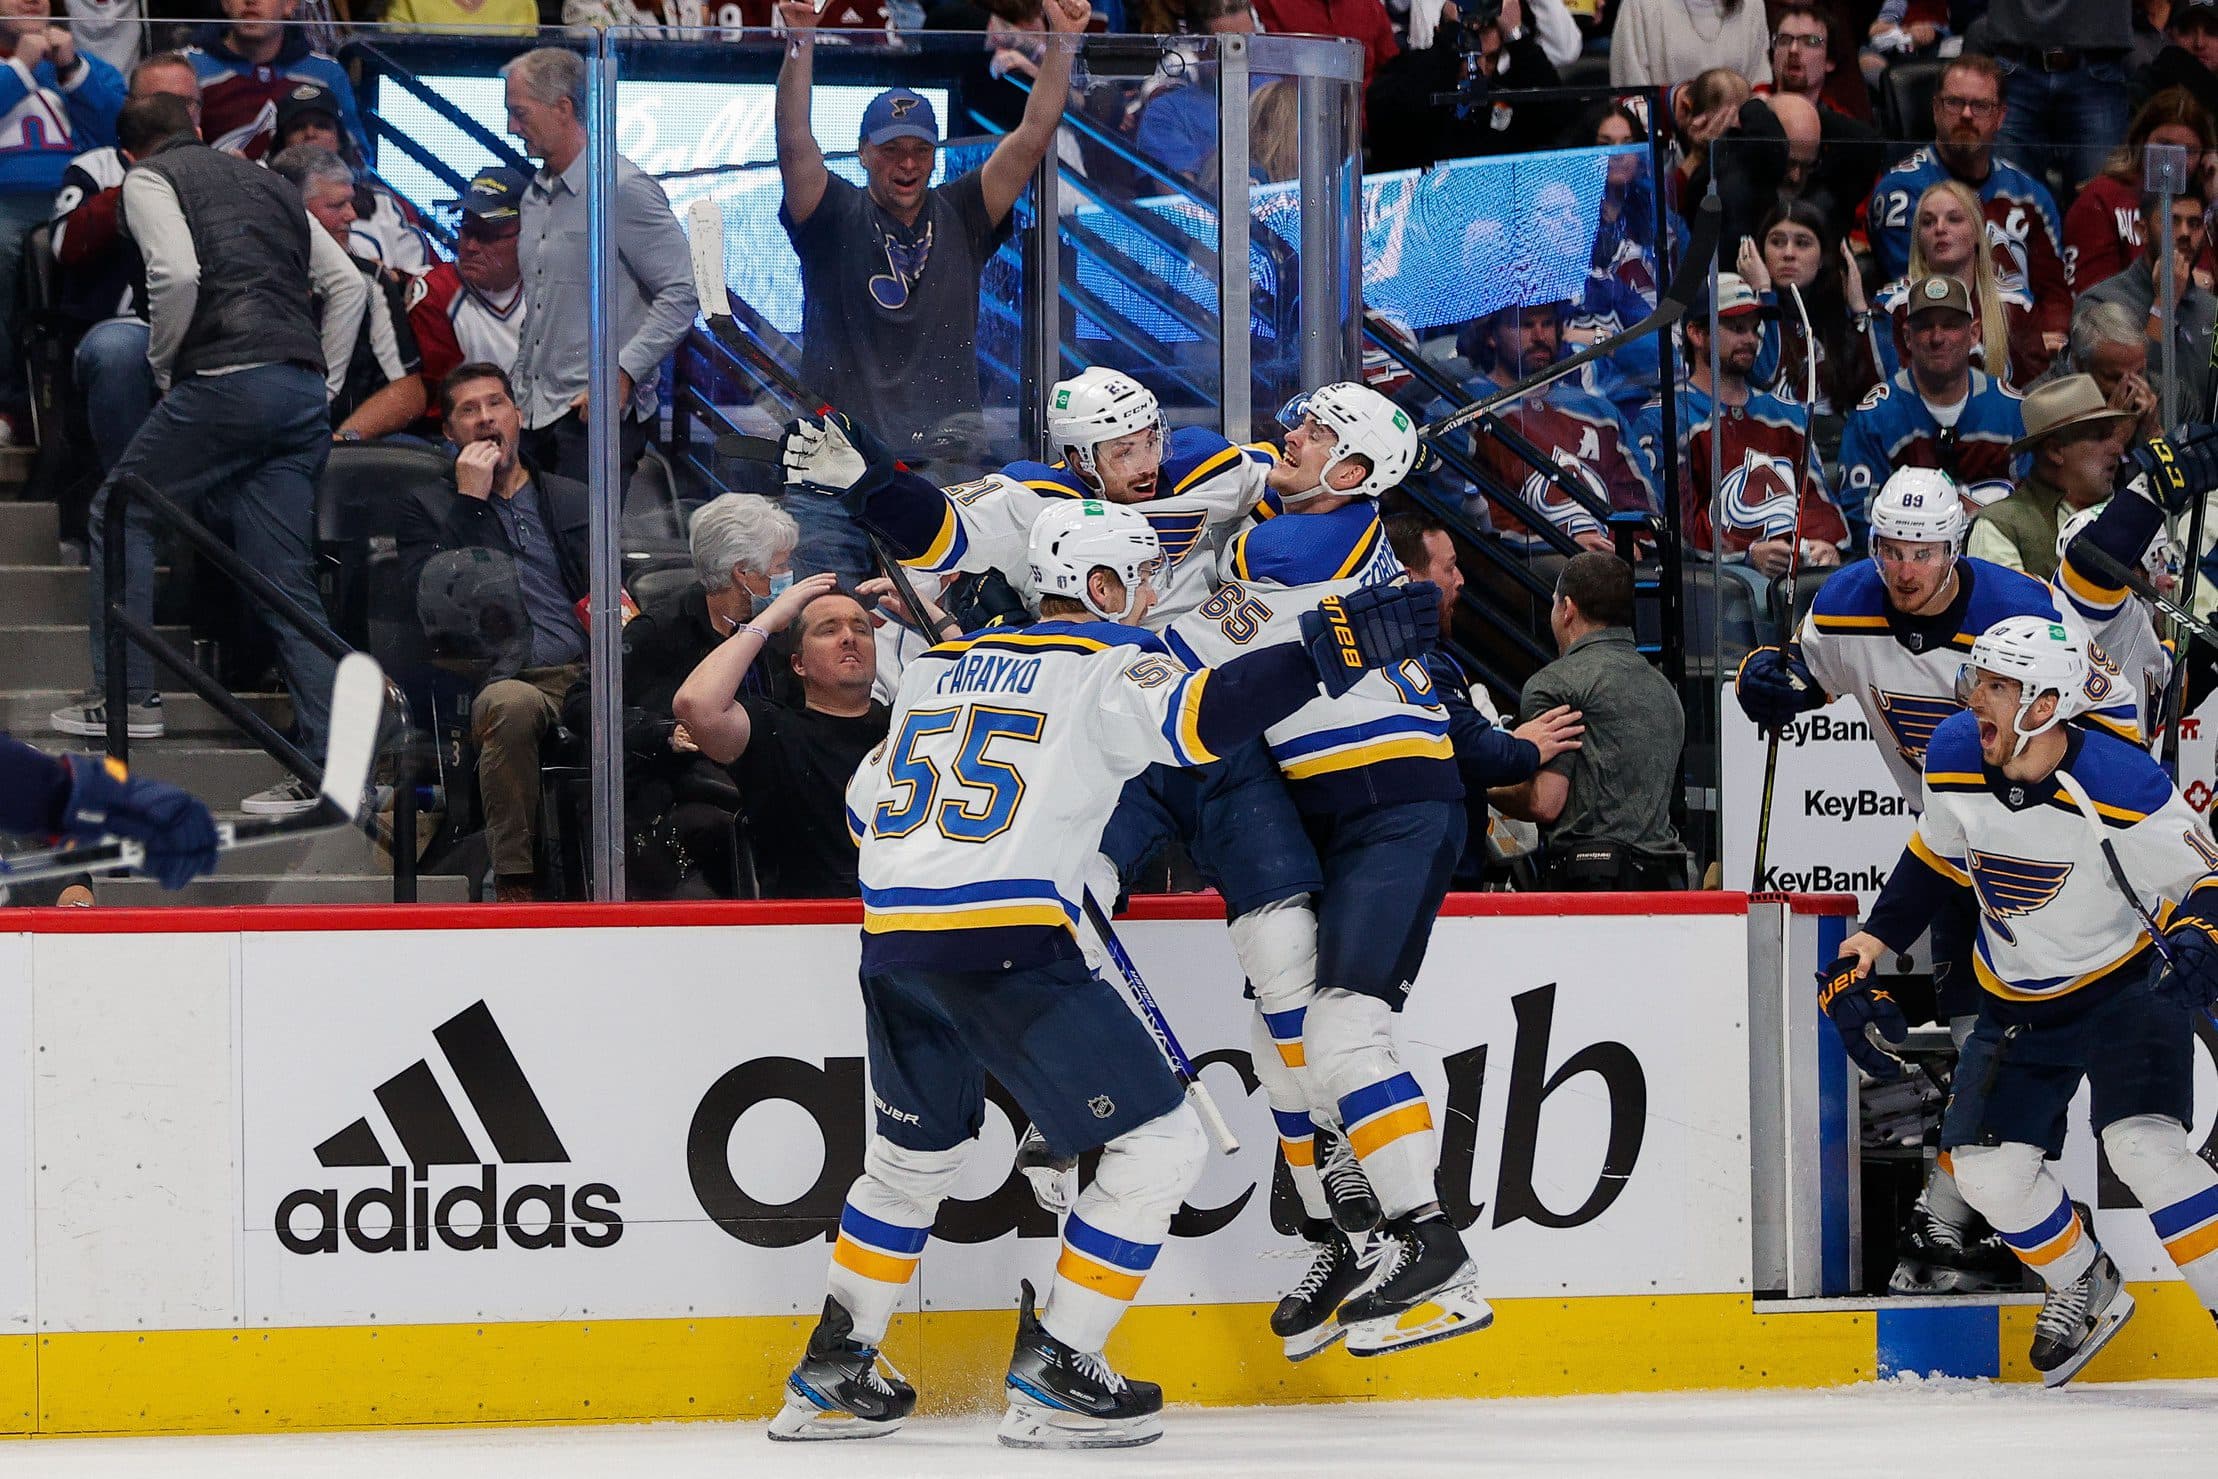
274;1000;623;1256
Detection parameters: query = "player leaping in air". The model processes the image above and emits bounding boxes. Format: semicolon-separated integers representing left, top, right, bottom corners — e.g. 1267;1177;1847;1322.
1820;616;2218;1385
767;500;1441;1450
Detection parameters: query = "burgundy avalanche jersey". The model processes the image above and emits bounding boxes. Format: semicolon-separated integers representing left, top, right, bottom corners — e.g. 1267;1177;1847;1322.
1633;382;1848;556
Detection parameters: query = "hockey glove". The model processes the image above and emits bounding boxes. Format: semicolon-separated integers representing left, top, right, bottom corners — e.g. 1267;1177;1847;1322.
781;410;896;513
59;753;218;891
1298;581;1439;699
1735;645;1821;735
2153;917;2218;1014
2123;424;2218;515
1016;1122;1078;1214
1816;954;1910;1082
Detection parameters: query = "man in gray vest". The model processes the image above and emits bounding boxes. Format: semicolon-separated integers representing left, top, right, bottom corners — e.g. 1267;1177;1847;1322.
51;91;366;817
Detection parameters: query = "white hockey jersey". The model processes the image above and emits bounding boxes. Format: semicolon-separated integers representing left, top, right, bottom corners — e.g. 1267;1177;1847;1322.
1164;497;1460;814
2053;537;2170;745
1904;711;2218;1002
882;426;1275;628
844;620;1220;972
1797;556;2141;800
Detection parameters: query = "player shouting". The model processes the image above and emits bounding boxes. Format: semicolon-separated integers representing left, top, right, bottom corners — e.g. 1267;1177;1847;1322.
1821;616;2218;1385
768;500;1440;1449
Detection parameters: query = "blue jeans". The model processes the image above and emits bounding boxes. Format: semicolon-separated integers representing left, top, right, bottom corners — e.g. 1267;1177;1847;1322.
786;490;879;588
0;191;55;414
86;363;340;750
75;319;156;473
1994;56;2131;191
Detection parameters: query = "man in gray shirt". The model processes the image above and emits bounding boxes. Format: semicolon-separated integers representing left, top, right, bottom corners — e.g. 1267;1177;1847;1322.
51;91;365;818
501;46;697;491
2075;183;2218;424
1491;552;1688;890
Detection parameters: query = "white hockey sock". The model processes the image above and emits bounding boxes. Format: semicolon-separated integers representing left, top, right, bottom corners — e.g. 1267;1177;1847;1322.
1950;1143;2096;1290
1249;1006;1331;1223
1303;989;1436;1220
2105;1114;2218;1308
824;1139;966;1345
1041;1104;1207;1354
1926;1153;1979;1231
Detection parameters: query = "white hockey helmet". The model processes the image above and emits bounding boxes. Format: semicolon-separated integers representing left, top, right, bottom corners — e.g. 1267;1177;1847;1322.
1276;381;1418;503
1027;499;1165;623
2055;501;2178;585
1868;467;1969;549
1957;614;2091;758
1045;367;1166;486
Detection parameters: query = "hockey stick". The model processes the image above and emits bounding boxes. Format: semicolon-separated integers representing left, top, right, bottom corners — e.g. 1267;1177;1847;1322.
686;198;963;643
1081;891;1240;1155
1416;194;1721;445
2059;768;2218;1039
1751;279;1820;894
0;652;386;889
2070;539;2218;646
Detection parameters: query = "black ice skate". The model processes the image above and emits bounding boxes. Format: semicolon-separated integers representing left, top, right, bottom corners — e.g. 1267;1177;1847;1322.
2029;1252;2135;1388
1888;1198;2028;1295
998;1278;1164;1450
766;1296;916;1441
1315;1123;1382;1234
1270;1219;1374;1361
1339;1212;1494;1357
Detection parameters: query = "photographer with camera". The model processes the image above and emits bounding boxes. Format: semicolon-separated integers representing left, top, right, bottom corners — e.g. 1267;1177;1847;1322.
1367;0;1566;173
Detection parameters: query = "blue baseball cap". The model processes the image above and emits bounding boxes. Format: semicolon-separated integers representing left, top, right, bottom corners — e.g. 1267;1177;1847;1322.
460;167;528;223
860;88;939;148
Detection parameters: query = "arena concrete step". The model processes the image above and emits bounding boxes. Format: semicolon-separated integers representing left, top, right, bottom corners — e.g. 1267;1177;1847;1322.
0;688;292;739
124;744;291;804
0;564;85;622
1;623;194;691
0;499;58;563
86;873;473;907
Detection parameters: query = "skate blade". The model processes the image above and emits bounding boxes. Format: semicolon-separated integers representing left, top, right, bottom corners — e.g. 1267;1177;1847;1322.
1280;1318;1349;1363
1345;1282;1495;1358
766;1395;906;1442
1888;1264;2023;1297
2039;1289;2136;1389
996;1398;1163;1450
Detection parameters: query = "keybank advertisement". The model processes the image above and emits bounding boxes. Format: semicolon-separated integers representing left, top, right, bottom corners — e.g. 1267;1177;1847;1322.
238;915;1750;1328
1723;690;2218;909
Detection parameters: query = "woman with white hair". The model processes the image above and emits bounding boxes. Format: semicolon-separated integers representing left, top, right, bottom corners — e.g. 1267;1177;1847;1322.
692;492;801;650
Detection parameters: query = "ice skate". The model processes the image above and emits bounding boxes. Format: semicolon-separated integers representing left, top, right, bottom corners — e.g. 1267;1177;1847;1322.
766;1296;915;1441
2029;1252;2135;1388
1888;1197;2027;1294
998;1278;1164;1449
1316;1123;1382;1234
1270;1219;1373;1361
1340;1213;1493;1357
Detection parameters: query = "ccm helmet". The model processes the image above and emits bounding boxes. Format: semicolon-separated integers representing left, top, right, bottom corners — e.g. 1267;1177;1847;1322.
1045;368;1166;488
1277;381;1418;503
1868;467;1969;549
2055;502;2179;585
1957;614;2091;758
1027;499;1164;623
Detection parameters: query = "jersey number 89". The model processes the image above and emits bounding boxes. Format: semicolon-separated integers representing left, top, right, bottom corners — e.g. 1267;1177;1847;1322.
873;705;1047;844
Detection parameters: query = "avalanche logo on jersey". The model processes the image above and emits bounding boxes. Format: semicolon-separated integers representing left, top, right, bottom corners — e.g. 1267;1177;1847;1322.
1871;688;1960;765
1518;450;1607;542
1966;848;2075;947
1717;449;1801;539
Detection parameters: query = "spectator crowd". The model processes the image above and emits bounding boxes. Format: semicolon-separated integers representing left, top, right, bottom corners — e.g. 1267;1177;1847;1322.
1;0;2206;902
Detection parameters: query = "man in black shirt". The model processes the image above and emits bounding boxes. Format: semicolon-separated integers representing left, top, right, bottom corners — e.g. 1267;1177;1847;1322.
674;573;891;898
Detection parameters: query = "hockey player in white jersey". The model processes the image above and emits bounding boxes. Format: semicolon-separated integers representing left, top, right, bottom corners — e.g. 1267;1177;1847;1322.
1735;465;2142;1294
768;500;1441;1449
2053;501;2175;740
1160;382;1490;1360
1821;616;2218;1385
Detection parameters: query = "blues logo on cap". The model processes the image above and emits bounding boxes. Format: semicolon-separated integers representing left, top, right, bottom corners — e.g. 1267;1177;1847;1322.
859;88;940;148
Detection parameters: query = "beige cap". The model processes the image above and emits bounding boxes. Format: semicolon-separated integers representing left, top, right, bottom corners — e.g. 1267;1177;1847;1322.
1906;273;1974;319
2009;373;2136;454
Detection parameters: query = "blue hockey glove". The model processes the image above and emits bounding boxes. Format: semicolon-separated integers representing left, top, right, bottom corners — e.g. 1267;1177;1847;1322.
2123;424;2218;515
59;754;218;890
1736;645;1821;735
1299;581;1440;698
2153;917;2218;1014
780;410;897;514
1816;953;1909;1082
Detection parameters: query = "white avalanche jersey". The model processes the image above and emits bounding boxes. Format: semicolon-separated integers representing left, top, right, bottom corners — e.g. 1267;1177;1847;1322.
1911;710;2218;1002
2053;539;2170;745
844;620;1218;972
896;426;1275;628
1797;556;2141;800
1164;497;1460;813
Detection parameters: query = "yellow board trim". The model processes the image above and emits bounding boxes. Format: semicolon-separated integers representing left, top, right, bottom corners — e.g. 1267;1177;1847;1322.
1280;732;1455;780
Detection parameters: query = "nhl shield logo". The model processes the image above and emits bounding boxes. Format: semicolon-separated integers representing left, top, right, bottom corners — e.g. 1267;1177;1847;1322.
1908;632;1924;652
1088;1095;1116;1119
2007;786;2025;807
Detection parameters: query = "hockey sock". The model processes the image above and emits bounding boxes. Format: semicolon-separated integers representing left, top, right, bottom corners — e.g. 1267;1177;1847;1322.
2104;1115;2218;1308
1041;1105;1207;1354
824;1139;966;1345
1249;1006;1331;1223
1951;1143;2096;1290
2151;1184;2218;1306
1926;1152;1979;1231
1303;989;1437;1220
1993;1191;2098;1290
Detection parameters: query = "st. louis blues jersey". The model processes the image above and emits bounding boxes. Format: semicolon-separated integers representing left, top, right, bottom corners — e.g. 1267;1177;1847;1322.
864;426;1274;628
1795;556;2141;800
1163;499;1460;815
844;622;1225;972
2053;532;2170;745
1895;714;2218;1002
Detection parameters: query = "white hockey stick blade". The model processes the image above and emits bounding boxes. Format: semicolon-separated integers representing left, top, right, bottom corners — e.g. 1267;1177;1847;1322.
686;196;732;319
318;652;383;823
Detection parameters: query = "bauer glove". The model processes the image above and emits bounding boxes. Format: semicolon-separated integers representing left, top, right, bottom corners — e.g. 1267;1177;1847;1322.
780;410;897;511
2123;424;2218;516
1735;645;1821;735
2154;917;2218;1014
1816;953;1909;1082
1298;581;1439;699
59;753;218;890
